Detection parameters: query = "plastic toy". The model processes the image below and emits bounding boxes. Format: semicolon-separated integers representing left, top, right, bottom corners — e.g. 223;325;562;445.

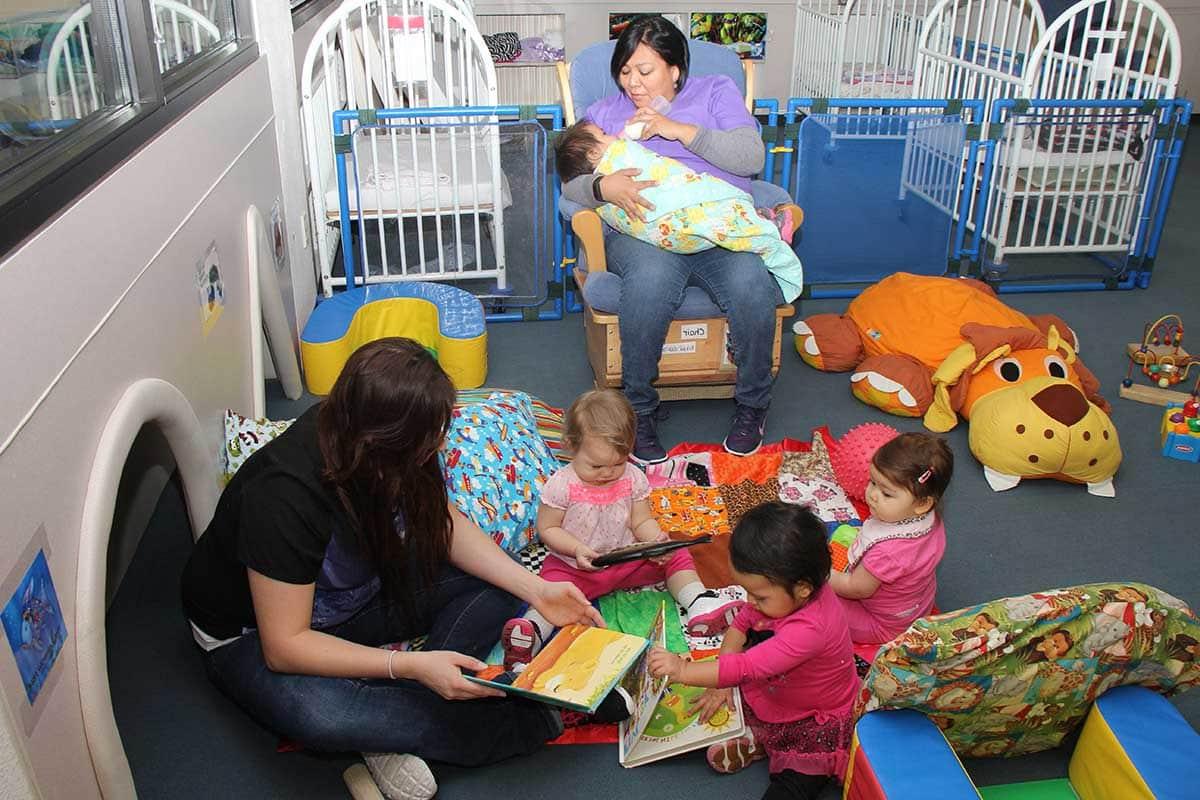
1120;314;1200;406
1161;402;1200;463
830;423;900;501
793;273;1122;496
300;282;487;395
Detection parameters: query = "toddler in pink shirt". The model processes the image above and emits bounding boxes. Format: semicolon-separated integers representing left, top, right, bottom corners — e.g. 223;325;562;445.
648;503;858;800
501;389;738;668
829;432;954;644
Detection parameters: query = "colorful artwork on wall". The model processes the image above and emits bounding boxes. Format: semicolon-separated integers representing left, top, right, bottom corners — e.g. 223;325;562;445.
1;549;67;705
608;13;688;40
689;12;768;60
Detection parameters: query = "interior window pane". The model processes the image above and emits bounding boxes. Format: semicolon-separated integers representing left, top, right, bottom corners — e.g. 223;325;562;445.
1;0;129;172
153;0;235;74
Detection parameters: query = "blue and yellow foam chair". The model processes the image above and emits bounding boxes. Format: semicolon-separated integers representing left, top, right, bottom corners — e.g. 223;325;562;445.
846;686;1200;800
301;282;486;394
845;581;1200;799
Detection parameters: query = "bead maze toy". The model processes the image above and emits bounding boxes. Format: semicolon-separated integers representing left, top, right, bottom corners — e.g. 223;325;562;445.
1120;314;1200;406
1160;401;1200;463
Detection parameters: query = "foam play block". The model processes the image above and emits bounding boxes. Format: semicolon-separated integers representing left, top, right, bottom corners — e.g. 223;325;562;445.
1069;686;1200;800
301;282;487;395
845;710;981;799
978;779;1078;800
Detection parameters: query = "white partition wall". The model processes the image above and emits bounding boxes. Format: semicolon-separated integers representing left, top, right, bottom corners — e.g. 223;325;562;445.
0;59;286;798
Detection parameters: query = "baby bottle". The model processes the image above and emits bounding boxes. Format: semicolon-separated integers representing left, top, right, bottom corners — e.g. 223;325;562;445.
623;95;673;140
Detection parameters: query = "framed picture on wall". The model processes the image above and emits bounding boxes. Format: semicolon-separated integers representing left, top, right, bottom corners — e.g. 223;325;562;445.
609;13;687;39
689;12;768;60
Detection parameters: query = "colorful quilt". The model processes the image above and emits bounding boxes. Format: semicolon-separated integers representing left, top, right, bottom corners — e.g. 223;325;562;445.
857;582;1200;758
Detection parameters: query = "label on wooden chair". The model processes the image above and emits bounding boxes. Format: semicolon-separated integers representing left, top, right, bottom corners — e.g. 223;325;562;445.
662;342;698;355
679;323;709;341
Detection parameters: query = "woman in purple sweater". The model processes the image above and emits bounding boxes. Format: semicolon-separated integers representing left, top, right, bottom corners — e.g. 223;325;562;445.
562;16;784;463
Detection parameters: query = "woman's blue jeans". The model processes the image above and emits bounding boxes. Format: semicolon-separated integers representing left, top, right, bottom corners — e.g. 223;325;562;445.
200;566;560;765
605;232;785;415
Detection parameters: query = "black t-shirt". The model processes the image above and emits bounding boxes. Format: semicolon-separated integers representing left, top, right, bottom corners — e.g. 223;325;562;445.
181;405;360;639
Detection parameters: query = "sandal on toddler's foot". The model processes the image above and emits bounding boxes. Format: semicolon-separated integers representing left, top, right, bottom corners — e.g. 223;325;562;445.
501;618;541;669
685;591;742;637
705;735;766;775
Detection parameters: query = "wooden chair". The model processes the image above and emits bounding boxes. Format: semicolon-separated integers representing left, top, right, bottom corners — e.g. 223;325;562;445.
555;40;800;400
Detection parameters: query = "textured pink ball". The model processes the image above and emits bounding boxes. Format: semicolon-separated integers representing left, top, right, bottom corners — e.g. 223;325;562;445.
832;423;901;501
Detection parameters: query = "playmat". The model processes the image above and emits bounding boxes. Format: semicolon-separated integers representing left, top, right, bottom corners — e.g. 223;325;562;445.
504;428;875;745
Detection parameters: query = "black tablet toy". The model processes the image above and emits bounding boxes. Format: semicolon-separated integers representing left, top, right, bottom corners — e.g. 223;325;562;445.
591;535;714;568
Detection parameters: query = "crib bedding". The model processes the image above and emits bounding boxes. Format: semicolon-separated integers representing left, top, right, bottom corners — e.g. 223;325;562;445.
325;131;512;218
838;64;916;98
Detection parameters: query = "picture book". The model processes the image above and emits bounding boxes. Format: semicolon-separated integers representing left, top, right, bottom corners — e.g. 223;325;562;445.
618;604;745;768
466;623;649;713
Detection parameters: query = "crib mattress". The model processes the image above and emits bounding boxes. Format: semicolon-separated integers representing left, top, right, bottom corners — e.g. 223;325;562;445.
1006;128;1141;191
326;131;513;219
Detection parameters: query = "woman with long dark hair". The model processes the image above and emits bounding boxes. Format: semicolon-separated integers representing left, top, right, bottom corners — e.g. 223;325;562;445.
182;338;601;799
561;15;788;464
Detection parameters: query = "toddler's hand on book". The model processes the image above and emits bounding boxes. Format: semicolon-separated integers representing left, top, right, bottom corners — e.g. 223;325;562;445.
408;650;504;700
690;688;732;724
648;647;685;682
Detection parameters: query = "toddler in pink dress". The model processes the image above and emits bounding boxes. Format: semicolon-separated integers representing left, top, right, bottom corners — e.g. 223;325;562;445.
501;389;739;668
648;502;858;800
829;432;954;644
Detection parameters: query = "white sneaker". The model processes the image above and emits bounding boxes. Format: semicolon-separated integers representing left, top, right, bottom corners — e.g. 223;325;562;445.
685;592;742;638
362;752;437;800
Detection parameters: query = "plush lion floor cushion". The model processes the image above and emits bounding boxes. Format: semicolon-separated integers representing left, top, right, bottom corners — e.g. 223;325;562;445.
858;582;1200;758
221;388;567;555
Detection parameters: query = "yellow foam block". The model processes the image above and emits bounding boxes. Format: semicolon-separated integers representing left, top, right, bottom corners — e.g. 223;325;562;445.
301;284;487;395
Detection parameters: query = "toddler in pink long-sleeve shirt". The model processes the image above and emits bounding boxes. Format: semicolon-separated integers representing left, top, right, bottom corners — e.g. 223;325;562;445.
828;432;955;645
648;503;858;800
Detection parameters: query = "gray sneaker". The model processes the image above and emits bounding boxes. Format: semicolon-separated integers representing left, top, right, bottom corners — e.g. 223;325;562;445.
631;412;668;465
723;404;768;456
362;753;436;800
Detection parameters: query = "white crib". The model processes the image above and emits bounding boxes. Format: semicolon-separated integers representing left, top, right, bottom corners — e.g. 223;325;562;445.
907;0;1179;267
791;0;936;99
988;0;1179;264
300;0;510;296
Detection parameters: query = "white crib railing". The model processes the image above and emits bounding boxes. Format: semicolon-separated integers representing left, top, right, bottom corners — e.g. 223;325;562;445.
300;0;506;296
792;0;936;99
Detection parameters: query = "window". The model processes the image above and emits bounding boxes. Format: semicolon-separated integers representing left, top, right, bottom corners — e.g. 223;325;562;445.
0;0;254;254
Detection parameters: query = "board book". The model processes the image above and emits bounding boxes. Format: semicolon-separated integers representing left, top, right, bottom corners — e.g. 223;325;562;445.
618;605;746;767
466;623;648;713
591;535;714;567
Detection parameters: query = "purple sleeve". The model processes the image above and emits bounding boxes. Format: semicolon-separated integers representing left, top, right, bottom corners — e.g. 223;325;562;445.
539;466;572;510
705;75;756;132
716;617;821;688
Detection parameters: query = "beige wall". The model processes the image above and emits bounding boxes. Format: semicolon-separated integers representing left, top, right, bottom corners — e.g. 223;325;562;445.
472;0;800;104
0;57;283;798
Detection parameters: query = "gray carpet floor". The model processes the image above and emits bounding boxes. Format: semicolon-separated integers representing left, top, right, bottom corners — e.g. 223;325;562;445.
109;136;1200;799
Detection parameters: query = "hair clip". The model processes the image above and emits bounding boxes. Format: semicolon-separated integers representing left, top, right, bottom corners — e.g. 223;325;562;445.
917;468;933;484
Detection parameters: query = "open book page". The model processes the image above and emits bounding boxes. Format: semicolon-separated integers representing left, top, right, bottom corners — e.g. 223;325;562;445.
618;603;670;758
467;623;649;713
619;653;746;768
